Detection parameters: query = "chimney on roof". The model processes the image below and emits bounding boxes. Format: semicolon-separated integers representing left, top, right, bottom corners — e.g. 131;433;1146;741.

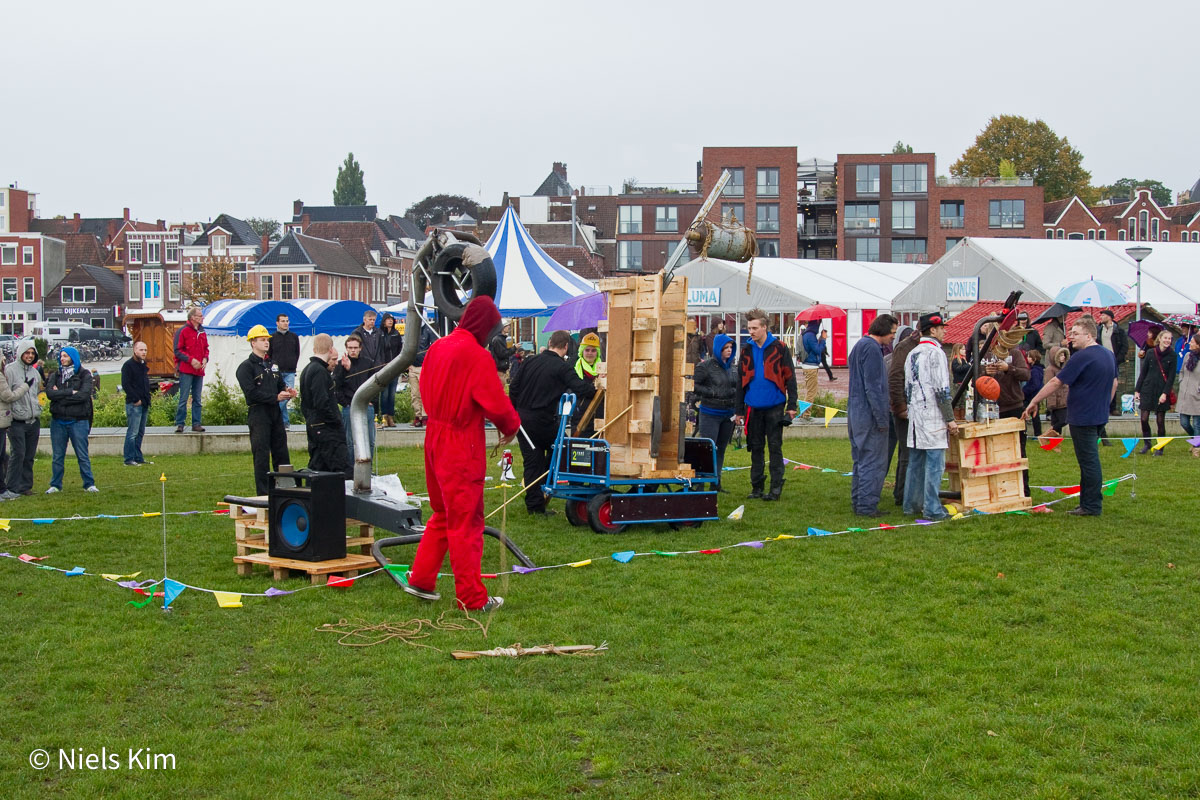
156;219;165;229
123;207;130;220
294;200;304;216
73;213;80;221
553;162;568;179
261;234;270;255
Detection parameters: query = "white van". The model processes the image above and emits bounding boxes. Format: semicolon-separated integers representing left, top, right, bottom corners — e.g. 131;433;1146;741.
29;321;92;344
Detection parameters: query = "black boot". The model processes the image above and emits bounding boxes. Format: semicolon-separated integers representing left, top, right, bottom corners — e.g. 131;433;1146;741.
747;485;764;500
1138;443;1151;455
764;483;783;502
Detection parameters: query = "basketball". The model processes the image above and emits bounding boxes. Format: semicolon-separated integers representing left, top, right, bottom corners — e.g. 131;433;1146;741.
975;375;1001;402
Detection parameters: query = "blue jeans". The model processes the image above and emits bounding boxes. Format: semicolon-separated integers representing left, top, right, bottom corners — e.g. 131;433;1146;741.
278;372;296;426
1180;413;1198;439
50;419;94;490
342;404;375;461
903;447;947;519
1070;423;1103;514
175;373;203;427
124;402;148;463
379;377;398;417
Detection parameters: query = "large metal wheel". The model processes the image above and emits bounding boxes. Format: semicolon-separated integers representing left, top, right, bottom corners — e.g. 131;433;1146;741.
429;242;498;321
587;491;626;535
565;498;589;527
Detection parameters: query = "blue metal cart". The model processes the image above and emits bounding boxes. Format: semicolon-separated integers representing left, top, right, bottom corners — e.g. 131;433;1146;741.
542;394;721;533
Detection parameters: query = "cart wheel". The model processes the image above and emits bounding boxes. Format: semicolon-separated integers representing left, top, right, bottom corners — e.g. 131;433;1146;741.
587;492;626;535
565;499;589;527
669;520;702;530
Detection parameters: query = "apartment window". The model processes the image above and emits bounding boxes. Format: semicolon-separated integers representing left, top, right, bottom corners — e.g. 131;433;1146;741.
0;215;5;230
234;261;247;285
60;286;97;303
280;274;294;300
1151;217;1160;240
844;204;880;231
892;201;916;231
655;206;678;233
1;278;16;302
892;163;927;193
722;203;745;225
260;274;273;299
855;164;879;194
756;204;779;233
165;242;179;263
1193;232;1199;242
168;272;181;302
856;238;880;261
891;239;926;263
618;241;642;270
618;206;642;234
1118;229;1127;240
128;271;141;301
940;201;964;228
756;168;780;197
1099;229;1107;240
1087;229;1096;240
1161;231;1170;242
1045;229;1055;239
945;238;962;251
1067;233;1084;240
988;199;1025;229
1128;217;1136;239
22;246;34;265
1138;211;1149;240
298;274;311;299
129;242;142;263
721;168;744;197
758;239;779;258
146;241;161;264
1;245;17;265
0;194;4;206
22;277;34;302
1056;229;1064;239
212;235;228;255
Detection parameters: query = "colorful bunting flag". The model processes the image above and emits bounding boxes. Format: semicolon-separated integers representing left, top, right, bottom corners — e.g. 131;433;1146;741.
652;550;678;557
568;560;591;568
807;527;834;536
0;519;9;532
1039;437;1063;451
1152;437;1173;452
727;505;744;521
264;587;292;597
823;406;839;427
733;541;765;548
795;401;813;416
611;551;636;563
700;549;721;554
1121;438;1138;458
162;579;186;608
1058;485;1081;495
214;591;243;608
64;566;85;576
513;565;545;574
1188;436;1200;448
326;575;353;588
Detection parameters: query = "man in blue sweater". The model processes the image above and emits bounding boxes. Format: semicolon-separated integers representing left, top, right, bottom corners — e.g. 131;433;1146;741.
736;308;798;501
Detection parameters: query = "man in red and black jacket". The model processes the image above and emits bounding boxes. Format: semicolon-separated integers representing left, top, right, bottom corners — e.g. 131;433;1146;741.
736;308;798;501
173;306;209;433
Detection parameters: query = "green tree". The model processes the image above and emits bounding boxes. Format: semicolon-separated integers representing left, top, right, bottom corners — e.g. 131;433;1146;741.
245;217;281;242
404;194;479;230
892;141;914;154
951;115;1091;201
333;152;367;206
1098;178;1172;206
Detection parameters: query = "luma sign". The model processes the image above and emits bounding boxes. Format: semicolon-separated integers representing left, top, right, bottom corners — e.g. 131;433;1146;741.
688;288;721;306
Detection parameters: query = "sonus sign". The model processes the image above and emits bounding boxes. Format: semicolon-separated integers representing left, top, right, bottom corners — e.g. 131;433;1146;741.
946;277;980;303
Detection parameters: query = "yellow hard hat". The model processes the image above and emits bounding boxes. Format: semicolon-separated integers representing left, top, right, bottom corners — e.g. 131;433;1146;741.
581;332;601;348
246;324;270;341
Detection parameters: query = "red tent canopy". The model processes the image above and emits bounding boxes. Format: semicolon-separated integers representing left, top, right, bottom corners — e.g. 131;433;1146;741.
943;302;1146;345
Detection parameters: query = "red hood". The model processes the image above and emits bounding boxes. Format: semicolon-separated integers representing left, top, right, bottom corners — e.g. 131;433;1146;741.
458;295;501;347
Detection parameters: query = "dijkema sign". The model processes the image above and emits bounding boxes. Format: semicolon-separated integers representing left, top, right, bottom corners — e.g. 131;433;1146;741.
688;288;721;306
946;277;980;303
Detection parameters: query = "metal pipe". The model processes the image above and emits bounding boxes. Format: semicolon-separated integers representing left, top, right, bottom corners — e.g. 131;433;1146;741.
349;229;482;492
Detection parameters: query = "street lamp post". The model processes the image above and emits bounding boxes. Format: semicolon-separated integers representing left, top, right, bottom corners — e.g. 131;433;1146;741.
1125;246;1152;386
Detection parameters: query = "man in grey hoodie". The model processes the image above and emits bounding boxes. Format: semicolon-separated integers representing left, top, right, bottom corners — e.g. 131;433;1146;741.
5;340;42;497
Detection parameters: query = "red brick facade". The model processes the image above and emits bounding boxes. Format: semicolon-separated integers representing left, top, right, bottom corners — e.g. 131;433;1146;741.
700;146;798;260
1046;189;1200;243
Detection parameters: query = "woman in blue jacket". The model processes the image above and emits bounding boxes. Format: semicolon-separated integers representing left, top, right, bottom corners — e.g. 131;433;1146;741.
693;334;739;489
44;346;96;493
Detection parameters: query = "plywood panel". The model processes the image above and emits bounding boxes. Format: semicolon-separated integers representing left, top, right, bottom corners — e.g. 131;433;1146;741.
606;304;633;446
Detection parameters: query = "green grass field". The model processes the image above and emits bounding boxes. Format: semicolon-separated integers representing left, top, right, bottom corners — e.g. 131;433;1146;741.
2;437;1198;799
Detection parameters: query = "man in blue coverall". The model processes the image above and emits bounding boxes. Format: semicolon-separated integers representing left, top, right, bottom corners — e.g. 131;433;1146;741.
847;314;897;517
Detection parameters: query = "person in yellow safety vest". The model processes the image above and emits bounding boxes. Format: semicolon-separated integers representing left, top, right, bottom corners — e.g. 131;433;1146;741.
572;332;603;436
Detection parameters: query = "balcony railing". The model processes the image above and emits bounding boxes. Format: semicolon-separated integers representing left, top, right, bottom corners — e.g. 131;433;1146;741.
940;217;965;229
843;218;879;232
799;222;837;237
936;176;1035;187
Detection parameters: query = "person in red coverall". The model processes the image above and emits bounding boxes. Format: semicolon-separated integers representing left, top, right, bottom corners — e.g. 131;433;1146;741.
405;294;520;613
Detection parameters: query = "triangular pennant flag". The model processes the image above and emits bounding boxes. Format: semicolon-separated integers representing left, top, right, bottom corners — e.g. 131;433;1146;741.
944;504;958;515
18;554;45;562
770;534;797;541
915;519;934;525
700;549;721;554
611;551;636;563
824;406;839;427
64;566;85;576
0;552;9;558
0;519;9;532
846;527;865;532
652;550;678;557
128;591;157;608
96;514;120;519
727;505;744;520
821;468;838;473
879;523;897;529
383;564;410;575
952;513;967;520
795;401;813;416
162;578;186;608
733;540;764;548
1058;485;1081;495
1121;438;1138;458
1031;504;1052;513
1037;486;1057;493
1152;437;1173;452
264;587;293;597
33;519;54;525
141;512;161;518
972;508;988;515
326;575;354;588
795;463;814;470
1188;436;1200;448
1039;437;1063;451
512;565;544;574
807;527;834;536
214;591;243;608
1102;483;1118;497
1007;510;1031;516
568;560;591;568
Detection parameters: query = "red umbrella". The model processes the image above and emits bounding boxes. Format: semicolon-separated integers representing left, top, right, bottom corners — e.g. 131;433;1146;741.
795;303;846;322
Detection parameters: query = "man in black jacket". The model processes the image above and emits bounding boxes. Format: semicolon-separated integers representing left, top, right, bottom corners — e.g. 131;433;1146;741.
300;334;351;476
508;330;595;515
352;309;381;363
121;341;152;466
333;334;377;461
268;313;301;429
489;324;517;388
236;325;296;495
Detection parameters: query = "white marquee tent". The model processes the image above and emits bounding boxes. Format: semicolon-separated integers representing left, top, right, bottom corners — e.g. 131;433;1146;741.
485;205;594;316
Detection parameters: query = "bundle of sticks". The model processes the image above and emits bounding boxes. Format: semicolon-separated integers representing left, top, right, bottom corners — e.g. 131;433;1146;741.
451;642;608;660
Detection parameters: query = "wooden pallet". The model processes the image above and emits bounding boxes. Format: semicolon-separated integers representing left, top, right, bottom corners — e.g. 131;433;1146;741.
221;499;378;579
595;274;694;480
945;418;1031;513
232;551;377;584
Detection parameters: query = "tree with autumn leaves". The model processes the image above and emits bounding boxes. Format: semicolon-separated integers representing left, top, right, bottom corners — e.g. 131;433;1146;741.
952;115;1093;202
185;258;256;305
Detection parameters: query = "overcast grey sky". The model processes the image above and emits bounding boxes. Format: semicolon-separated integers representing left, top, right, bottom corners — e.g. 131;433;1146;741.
3;0;1196;224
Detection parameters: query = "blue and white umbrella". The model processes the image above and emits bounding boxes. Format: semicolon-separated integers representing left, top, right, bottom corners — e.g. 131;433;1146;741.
485;206;594;316
1054;279;1129;308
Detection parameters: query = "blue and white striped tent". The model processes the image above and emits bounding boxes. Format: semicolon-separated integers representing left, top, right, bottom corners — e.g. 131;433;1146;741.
485;205;594;316
202;300;315;336
290;299;378;335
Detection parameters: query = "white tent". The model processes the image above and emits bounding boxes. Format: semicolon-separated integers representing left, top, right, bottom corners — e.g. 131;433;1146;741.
485;206;594;316
675;256;926;364
893;238;1200;315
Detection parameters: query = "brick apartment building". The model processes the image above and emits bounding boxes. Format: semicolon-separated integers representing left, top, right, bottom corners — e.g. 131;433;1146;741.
256;231;371;302
178;214;264;310
1044;189;1200;243
0;185;37;233
837;152;1044;265
700;146;799;260
0;232;66;335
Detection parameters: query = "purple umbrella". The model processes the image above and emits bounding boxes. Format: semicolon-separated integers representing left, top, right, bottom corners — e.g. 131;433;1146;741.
1128;319;1156;349
541;291;606;332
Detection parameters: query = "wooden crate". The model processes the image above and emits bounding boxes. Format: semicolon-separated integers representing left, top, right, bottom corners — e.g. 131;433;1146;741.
595;274;694;480
945;418;1031;513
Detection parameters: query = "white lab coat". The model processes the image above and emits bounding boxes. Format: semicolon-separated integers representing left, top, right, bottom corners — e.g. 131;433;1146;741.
904;338;952;450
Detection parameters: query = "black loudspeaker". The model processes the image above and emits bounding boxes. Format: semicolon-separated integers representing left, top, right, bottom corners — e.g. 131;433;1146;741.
268;471;346;561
